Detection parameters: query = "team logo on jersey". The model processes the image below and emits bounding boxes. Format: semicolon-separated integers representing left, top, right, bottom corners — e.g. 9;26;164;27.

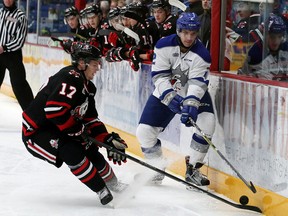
50;139;59;149
101;23;109;29
163;22;172;30
71;98;89;120
237;21;247;29
172;53;179;57
171;65;188;90
69;70;81;78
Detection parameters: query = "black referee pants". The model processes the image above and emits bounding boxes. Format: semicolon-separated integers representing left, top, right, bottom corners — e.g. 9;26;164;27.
0;50;33;110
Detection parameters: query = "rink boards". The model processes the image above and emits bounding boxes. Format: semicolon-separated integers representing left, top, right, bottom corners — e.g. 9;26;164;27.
1;43;288;215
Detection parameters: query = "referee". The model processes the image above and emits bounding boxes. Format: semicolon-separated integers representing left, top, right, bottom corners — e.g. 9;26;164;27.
0;0;33;110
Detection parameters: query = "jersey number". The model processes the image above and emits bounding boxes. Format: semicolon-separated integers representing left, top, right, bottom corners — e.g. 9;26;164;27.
59;83;76;98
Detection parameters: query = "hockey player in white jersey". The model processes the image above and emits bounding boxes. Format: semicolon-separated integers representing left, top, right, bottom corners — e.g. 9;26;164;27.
136;12;215;186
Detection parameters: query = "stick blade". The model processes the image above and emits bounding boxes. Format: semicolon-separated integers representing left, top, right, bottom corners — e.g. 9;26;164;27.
168;0;187;11
250;181;257;193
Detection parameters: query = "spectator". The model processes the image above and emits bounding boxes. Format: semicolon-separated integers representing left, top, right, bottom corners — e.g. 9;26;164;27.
48;7;58;20
239;15;288;81
198;0;211;50
185;0;204;16
99;0;111;19
110;0;118;8
0;0;34;110
233;1;260;42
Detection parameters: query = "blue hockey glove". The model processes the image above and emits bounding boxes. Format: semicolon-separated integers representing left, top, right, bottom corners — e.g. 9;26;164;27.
181;96;200;127
159;89;183;114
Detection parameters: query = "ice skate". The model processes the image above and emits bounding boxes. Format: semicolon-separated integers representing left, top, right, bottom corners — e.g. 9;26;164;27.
97;186;113;205
185;156;210;187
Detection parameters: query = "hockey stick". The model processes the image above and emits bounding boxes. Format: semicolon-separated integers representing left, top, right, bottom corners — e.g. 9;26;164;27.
115;24;140;45
47;36;62;48
84;135;262;213
189;117;257;194
168;0;188;12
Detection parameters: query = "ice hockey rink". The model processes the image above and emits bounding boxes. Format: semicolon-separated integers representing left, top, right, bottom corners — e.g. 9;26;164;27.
0;93;261;216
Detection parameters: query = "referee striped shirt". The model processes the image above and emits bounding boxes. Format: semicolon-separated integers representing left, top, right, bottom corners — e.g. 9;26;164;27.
0;7;27;52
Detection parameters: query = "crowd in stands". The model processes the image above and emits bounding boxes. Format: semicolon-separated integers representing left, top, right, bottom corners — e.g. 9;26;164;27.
58;0;287;81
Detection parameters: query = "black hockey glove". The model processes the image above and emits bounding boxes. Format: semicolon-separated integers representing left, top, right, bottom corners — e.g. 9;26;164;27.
60;39;74;53
66;124;93;149
104;132;128;165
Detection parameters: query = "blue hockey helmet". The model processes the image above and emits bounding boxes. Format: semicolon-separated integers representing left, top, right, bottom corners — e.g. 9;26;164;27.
266;15;286;34
176;12;201;32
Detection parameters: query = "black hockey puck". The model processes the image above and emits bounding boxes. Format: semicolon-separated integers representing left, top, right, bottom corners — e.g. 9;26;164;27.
239;195;249;205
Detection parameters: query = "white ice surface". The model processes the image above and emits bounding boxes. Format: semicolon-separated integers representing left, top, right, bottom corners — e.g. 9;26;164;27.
0;93;261;216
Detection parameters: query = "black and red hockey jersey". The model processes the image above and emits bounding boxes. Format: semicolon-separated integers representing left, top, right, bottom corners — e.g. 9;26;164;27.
22;65;109;142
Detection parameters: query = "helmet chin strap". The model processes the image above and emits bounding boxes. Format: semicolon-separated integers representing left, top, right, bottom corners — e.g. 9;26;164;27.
176;35;194;50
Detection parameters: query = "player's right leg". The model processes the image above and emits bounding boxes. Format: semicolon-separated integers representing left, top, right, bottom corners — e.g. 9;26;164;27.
58;138;113;205
85;144;127;193
185;92;216;187
22;128;113;205
136;94;176;184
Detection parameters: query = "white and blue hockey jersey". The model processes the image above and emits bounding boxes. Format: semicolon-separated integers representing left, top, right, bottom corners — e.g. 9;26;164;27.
151;34;211;100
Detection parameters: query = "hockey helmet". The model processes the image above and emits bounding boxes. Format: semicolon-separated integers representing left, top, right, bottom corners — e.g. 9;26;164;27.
84;4;102;18
176;12;201;32
64;6;79;18
72;42;102;64
124;2;149;19
151;0;171;10
266;15;286;34
108;7;121;20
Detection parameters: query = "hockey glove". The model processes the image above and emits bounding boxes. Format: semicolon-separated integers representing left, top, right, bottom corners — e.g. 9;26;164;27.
180;96;200;127
66;124;93;149
105;48;119;62
88;37;100;48
60;39;74;53
128;47;140;71
108;32;121;47
113;47;129;61
159;89;183;114
104;132;128;165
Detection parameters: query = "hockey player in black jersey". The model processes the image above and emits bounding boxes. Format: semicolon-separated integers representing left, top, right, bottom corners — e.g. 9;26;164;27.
63;6;91;41
150;0;178;38
105;2;160;71
22;42;128;205
81;3;113;56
